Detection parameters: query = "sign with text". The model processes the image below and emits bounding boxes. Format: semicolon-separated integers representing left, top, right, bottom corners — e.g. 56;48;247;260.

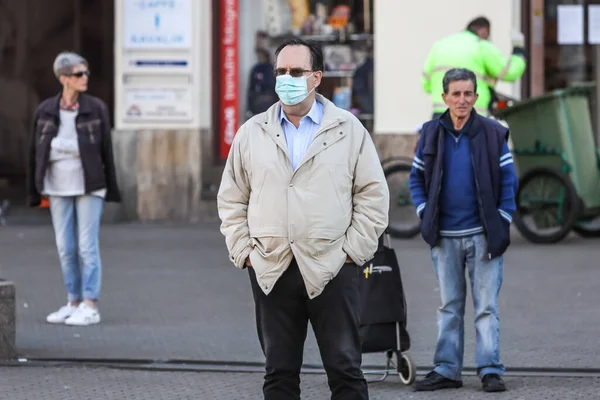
124;0;192;49
219;0;239;159
123;87;192;121
115;0;201;130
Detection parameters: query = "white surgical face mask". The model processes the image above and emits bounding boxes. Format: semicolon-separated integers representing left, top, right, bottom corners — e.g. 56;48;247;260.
275;73;315;106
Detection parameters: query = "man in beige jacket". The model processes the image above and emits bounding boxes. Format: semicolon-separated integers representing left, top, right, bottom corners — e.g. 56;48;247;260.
217;38;389;400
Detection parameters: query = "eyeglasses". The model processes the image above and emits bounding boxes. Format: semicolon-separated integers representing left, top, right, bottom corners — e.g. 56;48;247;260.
68;71;90;78
274;68;313;78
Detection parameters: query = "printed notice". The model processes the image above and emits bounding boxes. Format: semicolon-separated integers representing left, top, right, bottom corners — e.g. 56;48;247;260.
124;87;192;121
557;5;584;45
589;5;600;44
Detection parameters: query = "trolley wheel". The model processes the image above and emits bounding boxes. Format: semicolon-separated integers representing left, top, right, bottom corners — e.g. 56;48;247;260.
397;352;416;385
381;156;414;170
513;167;580;244
384;163;421;239
573;217;600;237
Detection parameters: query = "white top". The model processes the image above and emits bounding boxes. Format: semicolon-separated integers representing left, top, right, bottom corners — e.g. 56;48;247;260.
43;110;106;198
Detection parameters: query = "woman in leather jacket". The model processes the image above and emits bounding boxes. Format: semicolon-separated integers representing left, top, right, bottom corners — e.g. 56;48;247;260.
27;52;121;326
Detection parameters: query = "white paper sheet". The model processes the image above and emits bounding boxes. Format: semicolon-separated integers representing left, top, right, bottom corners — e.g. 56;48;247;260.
589;5;600;44
557;5;584;45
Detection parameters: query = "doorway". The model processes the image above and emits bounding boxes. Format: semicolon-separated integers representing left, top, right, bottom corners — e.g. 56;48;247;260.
0;0;114;214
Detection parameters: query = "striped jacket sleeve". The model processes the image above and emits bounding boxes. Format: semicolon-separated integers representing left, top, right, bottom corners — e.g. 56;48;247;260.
498;141;518;224
409;137;428;218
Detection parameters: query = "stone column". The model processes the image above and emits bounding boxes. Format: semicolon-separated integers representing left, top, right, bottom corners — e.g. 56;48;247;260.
112;0;214;221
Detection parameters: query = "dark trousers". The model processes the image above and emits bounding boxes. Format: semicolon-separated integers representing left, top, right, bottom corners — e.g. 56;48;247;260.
248;260;368;400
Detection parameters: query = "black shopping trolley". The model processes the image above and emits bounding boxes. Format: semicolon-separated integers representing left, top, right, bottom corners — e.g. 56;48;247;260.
359;232;416;385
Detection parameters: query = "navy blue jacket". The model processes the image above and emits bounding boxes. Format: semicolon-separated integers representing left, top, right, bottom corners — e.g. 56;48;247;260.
409;110;518;260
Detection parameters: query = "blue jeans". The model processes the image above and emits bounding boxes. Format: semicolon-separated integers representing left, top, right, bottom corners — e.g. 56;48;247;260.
49;195;104;302
431;234;504;380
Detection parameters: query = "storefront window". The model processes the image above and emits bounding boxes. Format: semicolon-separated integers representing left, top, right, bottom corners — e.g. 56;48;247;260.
246;0;375;132
544;0;600;91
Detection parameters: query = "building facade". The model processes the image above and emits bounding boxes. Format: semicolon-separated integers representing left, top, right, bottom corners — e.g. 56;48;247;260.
1;0;599;221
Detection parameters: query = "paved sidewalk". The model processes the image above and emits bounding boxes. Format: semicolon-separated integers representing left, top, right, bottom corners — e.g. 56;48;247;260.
2;365;599;400
2;223;599;369
1;221;600;398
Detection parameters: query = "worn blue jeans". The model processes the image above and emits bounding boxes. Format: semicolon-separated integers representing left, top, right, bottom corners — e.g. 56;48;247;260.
431;234;505;380
49;195;104;302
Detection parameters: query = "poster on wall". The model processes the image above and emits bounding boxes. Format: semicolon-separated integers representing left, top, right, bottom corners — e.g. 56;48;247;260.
220;0;239;159
588;5;600;44
123;0;192;49
557;5;584;45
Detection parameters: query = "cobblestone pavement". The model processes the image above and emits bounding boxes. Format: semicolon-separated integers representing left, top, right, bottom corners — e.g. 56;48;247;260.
2;365;599;400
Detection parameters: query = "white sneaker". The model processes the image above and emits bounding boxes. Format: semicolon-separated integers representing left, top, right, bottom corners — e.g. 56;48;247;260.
46;304;78;324
64;303;101;326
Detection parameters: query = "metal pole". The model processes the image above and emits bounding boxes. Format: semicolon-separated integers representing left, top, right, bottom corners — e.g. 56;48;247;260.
530;0;545;97
594;46;600;146
512;0;522;101
364;0;371;33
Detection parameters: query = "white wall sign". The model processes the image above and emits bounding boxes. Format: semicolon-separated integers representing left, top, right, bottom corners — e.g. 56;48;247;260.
124;0;191;49
115;0;203;130
124;87;192;121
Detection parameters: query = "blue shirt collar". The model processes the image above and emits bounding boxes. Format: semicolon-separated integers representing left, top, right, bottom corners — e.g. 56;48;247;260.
279;100;323;125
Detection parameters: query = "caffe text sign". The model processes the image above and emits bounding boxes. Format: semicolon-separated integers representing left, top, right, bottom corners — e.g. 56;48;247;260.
124;0;192;49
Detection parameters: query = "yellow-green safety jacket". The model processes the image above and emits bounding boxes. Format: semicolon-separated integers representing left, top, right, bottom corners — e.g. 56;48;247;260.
422;30;527;115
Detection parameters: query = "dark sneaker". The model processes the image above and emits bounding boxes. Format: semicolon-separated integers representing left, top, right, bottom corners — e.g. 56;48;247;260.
414;371;463;392
482;374;506;392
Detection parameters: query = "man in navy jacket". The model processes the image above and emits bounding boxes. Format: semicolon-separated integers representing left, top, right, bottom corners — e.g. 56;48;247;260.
409;68;518;393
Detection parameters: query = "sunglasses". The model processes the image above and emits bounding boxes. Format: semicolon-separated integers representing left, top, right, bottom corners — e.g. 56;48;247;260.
68;71;90;78
274;68;313;78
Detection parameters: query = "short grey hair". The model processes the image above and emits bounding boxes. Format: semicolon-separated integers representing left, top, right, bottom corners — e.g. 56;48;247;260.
53;52;88;79
442;68;477;94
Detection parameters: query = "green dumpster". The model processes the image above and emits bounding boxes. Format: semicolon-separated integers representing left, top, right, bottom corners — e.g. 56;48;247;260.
493;82;600;242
